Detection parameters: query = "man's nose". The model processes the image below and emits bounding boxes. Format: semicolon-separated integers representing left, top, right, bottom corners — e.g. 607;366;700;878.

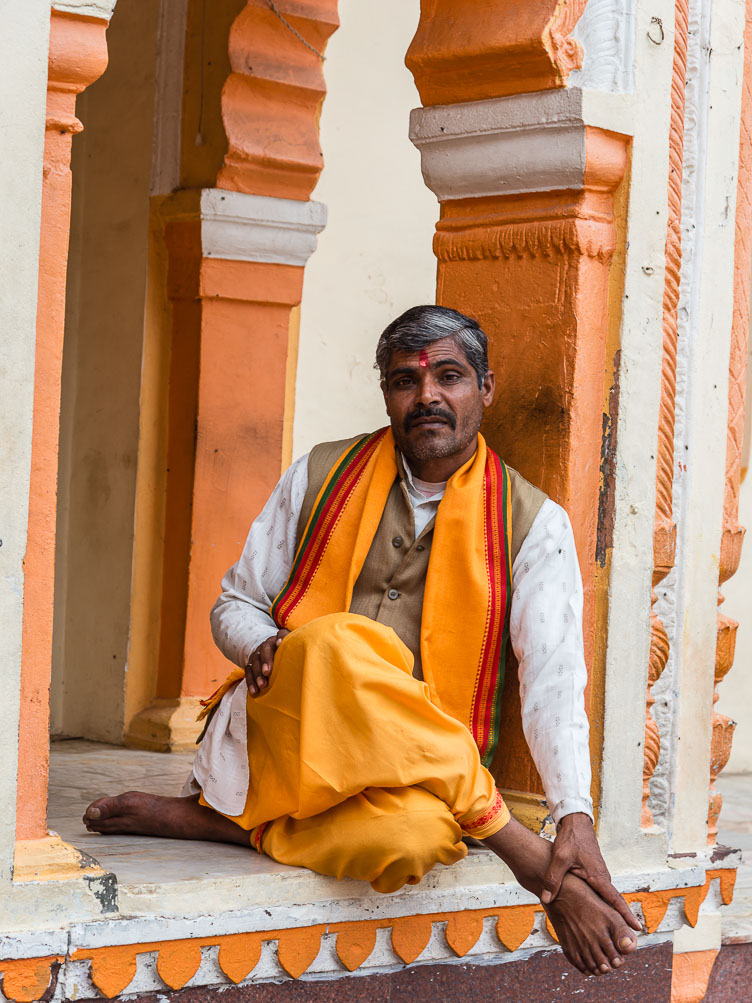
415;375;441;406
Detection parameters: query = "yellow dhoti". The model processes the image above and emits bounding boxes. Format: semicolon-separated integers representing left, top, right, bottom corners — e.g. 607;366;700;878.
199;613;510;893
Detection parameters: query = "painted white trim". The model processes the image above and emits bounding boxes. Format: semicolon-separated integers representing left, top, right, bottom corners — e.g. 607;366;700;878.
0;0;50;885
52;0;117;20
598;0;678;863
408;88;636;203
199;189;328;266
409;90;588;201
569;0;636;93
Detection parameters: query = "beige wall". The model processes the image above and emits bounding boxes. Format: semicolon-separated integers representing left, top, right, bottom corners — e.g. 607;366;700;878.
51;1;161;741
292;0;437;458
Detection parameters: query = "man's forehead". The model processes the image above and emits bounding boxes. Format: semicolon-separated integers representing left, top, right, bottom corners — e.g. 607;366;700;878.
387;336;467;369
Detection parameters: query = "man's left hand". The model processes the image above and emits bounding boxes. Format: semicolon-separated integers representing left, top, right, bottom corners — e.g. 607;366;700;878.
541;813;641;932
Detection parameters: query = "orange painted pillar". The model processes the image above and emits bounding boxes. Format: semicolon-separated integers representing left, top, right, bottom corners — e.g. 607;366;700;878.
16;10;109;840
407;3;628;802
125;0;338;750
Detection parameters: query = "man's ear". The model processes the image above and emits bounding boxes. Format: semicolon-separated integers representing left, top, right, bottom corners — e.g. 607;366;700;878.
481;370;495;407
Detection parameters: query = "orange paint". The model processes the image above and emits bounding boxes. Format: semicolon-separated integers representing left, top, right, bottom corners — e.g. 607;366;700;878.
0;958;62;1003
0;870;718;997
217;0;339;200
432;129;627;796
670;949;719;1003
406;0;586;106
16;10;108;840
153;240;306;705
391;915;433;964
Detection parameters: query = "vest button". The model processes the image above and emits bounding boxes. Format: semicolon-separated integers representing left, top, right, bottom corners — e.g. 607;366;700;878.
387;588;399;600
416;544;425;552
392;536;403;548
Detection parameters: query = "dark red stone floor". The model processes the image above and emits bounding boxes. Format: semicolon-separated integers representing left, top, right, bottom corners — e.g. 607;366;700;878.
705;942;752;1001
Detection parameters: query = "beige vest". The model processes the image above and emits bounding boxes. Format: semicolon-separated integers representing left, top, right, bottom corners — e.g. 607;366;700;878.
296;434;547;678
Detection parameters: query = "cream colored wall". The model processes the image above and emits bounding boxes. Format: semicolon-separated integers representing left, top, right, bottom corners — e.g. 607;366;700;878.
51;0;161;741
717;470;752;773
292;0;437;458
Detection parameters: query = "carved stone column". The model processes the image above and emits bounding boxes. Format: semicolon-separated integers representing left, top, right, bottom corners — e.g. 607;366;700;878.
642;0;690;828
16;7;109;841
408;0;628;822
707;0;752;843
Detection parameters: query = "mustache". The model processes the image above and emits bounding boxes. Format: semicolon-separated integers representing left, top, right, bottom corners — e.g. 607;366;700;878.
404;406;456;431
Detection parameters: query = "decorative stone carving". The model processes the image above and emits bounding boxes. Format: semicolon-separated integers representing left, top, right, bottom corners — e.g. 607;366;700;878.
707;0;752;843
569;0;635;93
642;0;690;829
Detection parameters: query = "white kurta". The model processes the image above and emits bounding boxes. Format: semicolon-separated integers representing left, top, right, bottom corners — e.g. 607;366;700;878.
194;452;594;827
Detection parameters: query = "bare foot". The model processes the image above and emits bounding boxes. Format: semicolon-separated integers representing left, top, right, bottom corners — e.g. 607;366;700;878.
83;791;251;846
544;870;638;977
483;817;637;977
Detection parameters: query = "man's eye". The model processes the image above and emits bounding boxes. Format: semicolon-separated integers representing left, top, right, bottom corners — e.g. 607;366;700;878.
442;372;461;382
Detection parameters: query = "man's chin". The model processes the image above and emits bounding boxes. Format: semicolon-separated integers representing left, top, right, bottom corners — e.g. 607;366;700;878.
400;427;459;461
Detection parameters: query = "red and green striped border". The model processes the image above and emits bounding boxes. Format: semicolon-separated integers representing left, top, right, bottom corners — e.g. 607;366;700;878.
470;450;512;768
271;429;389;626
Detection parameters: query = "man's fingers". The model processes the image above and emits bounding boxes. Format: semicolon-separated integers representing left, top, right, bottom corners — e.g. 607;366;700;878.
541;856;569;904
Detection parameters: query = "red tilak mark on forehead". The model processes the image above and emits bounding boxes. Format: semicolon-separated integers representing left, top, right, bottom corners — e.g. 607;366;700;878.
419;349;430;367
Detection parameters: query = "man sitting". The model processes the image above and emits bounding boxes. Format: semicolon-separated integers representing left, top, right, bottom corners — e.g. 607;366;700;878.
85;305;640;977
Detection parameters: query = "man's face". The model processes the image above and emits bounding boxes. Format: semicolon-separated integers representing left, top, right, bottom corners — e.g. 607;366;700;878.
381;335;495;469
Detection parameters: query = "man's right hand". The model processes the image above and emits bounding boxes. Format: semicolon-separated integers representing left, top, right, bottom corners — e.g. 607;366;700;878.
245;628;290;697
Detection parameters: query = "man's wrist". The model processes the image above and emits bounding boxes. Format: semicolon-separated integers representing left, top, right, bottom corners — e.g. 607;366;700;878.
556;811;593;832
551;796;594;827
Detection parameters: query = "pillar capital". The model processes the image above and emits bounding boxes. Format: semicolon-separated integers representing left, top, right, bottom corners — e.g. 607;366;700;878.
406;0;587;107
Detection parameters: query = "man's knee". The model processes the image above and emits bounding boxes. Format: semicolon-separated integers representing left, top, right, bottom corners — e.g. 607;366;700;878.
279;613;412;677
347;787;467;892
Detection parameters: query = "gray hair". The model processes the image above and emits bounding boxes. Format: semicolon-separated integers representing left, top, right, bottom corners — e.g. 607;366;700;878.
375;305;489;388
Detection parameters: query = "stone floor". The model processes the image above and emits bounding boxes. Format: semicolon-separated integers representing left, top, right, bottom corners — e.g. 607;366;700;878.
47;739;752;942
715;771;752;943
47;738;288;887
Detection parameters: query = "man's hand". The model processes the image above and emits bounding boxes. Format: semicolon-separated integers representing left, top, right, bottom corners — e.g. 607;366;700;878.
245;629;290;697
542;813;641;933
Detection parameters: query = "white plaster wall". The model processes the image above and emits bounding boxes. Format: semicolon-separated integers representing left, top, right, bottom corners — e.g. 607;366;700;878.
717;472;752;773
292;0;437;459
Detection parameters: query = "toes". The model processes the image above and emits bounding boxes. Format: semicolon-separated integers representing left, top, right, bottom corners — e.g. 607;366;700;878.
84;796;119;822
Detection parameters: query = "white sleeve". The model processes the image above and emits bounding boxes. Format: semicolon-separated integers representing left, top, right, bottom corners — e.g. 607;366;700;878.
510;498;594;826
209;454;309;668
